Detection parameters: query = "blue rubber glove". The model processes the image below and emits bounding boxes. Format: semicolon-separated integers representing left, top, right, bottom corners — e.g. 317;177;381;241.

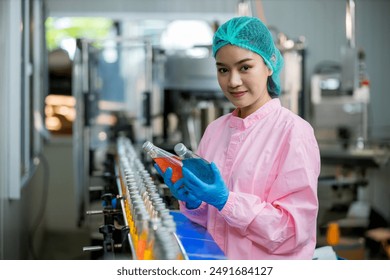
182;161;229;211
154;164;202;209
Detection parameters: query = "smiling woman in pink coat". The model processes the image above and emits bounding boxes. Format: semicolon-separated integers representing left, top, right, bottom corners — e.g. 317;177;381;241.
158;16;321;260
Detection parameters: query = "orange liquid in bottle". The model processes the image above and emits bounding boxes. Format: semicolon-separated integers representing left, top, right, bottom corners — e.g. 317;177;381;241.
136;231;147;260
154;156;183;183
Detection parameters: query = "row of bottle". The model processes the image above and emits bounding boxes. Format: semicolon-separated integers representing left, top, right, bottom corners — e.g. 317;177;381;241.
142;141;215;184
116;136;184;260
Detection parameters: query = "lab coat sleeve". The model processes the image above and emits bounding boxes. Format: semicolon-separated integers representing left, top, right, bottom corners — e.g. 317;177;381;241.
220;133;320;255
179;201;209;228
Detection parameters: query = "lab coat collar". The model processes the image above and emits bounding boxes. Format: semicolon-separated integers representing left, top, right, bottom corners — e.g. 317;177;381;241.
229;98;281;129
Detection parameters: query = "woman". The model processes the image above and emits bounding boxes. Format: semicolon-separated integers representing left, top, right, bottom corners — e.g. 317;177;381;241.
158;16;320;260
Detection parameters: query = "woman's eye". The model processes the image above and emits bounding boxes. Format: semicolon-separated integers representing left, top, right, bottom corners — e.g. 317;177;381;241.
241;65;250;71
218;68;228;74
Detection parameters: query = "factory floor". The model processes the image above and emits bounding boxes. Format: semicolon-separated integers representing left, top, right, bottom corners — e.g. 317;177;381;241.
38;199;133;260
39;199;104;260
40;229;91;260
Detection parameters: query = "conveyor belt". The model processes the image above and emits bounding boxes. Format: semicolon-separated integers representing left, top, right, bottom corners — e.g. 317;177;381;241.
112;135;226;260
171;211;226;260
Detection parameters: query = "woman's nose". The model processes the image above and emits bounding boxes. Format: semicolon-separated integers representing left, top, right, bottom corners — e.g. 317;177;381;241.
228;71;242;88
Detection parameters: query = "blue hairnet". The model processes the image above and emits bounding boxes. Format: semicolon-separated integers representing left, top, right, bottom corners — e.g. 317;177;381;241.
212;16;284;95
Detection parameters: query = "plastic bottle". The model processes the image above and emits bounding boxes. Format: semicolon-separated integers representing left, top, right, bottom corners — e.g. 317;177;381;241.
142;141;183;183
174;143;215;184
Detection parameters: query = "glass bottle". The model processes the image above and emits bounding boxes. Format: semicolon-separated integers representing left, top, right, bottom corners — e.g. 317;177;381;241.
144;218;162;260
142;141;183;183
174;143;214;184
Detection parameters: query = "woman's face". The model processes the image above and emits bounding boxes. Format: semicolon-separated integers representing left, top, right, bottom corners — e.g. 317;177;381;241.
215;45;272;118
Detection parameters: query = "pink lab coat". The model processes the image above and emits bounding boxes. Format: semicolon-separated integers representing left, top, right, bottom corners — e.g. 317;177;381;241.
180;98;321;260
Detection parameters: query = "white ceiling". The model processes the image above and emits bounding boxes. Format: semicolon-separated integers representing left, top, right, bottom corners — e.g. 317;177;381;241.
45;0;239;21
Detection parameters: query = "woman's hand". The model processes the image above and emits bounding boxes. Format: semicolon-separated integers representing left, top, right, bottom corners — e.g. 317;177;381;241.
154;164;201;209
182;161;229;211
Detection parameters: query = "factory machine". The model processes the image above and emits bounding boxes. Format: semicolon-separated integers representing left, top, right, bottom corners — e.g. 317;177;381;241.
310;0;389;164
310;0;389;178
311;2;390;255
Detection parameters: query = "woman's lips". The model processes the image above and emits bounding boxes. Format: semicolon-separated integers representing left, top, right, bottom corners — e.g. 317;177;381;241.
230;91;247;98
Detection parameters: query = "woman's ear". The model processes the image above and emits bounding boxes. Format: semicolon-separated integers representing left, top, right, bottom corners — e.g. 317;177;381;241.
268;68;273;76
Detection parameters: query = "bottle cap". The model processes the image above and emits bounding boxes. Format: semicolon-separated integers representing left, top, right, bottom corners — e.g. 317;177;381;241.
142;141;153;152
174;143;187;157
